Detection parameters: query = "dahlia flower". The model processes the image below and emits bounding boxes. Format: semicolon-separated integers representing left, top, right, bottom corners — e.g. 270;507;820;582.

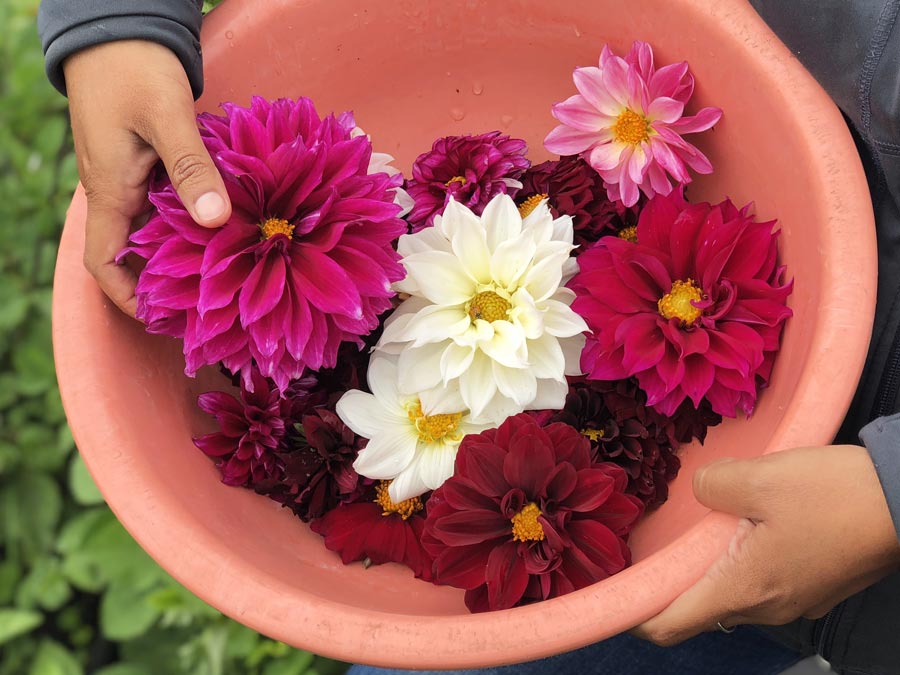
310;480;433;581
193;368;294;487
121;97;407;392
336;355;491;502
406;132;530;231
571;191;793;417
422;414;643;612
517;156;628;249
378;194;588;424
351;126;414;217
259;408;369;522
544;41;723;207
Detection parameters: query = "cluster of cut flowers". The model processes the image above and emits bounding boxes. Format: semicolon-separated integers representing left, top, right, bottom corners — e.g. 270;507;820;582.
122;41;791;613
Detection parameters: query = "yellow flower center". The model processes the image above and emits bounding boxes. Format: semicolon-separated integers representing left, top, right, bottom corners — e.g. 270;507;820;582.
658;278;704;326
260;217;294;240
374;480;423;520
511;502;545;543
613;109;652;145
518;193;548;219
445;175;467;187
581;428;605;442
618;226;638;243
406;399;464;444
467;290;511;323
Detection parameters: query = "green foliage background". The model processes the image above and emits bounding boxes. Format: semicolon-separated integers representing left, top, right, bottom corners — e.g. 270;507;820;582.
0;1;347;673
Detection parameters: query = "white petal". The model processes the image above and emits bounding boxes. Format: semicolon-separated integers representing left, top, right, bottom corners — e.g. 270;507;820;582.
388;454;432;502
561;334;587;376
526;333;566;380
459;352;498;420
561;256;580;285
336;390;402;439
368;151;401;176
439;341;476;383
366;355;404;407
398;304;471;347
551;214;575;245
397;227;452;258
450;211;493;285
527;378;569;411
521;241;574;302
509;288;544;340
521;202;555;245
470;390;527;425
482;194;523;252
542;299;590;337
490;237;536;290
353;428;420;480
492;362;538;406
440;198;484;243
480;320;529;368
377;296;430;348
419;380;467;415
402;251;476;306
393;187;415;218
419;442;459;491
397;341;446;394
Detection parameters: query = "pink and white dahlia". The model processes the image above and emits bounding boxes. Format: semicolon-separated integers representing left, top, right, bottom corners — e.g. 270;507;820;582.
570;191;793;418
406;132;530;232
544;41;723;208
121;97;407;391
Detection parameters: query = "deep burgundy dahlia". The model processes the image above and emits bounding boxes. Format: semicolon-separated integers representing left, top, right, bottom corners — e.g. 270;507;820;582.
311;481;433;581
517;156;630;250
422;414;643;612
193;368;293;487
405;132;530;231
257;408;368;521
571;191;793;418
121;97;407;392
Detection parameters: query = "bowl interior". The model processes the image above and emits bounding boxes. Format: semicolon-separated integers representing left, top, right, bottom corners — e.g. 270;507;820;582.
54;0;875;667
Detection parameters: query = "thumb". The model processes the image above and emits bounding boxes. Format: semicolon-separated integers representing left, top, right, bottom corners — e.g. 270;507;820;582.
692;457;769;520
149;105;231;228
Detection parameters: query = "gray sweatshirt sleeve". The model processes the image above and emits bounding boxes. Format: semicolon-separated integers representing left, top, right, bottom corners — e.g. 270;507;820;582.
860;416;900;540
38;0;205;98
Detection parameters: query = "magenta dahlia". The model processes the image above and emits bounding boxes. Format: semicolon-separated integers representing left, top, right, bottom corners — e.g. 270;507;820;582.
544;41;723;207
311;480;433;581
422;414;643;612
571;191;793;418
121;97;407;392
405;132;530;231
193;368;294;487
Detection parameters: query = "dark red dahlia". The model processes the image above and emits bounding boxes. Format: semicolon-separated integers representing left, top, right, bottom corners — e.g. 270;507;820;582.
311;480;433;581
193;368;293;487
258;408;368;521
571;190;793;417
423;414;643;612
405;132;529;231
517;156;632;250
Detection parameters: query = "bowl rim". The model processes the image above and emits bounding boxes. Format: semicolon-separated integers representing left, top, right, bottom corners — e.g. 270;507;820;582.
52;0;877;668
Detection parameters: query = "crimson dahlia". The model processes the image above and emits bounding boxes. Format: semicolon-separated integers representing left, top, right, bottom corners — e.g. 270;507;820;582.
571;191;793;417
121;97;407;392
423;414;643;612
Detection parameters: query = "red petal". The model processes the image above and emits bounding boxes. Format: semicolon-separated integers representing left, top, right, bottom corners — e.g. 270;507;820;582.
485;542;529;610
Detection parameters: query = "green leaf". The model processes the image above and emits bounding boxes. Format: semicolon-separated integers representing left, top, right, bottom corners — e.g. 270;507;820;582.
28;639;83;675
0;472;62;558
99;581;162;641
0;608;42;645
92;665;153;675
15;556;71;611
0;560;21;604
261;650;315;675
67;454;104;505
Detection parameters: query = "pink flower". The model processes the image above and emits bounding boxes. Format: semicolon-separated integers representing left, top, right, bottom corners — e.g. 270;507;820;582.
544;41;723;207
121;97;407;392
405;132;530;231
570;191;793;418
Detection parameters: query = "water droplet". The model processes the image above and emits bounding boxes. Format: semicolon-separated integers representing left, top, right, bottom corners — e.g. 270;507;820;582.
472;81;484;96
501;115;514;128
573;25;582;38
225;30;234;39
450;107;466;121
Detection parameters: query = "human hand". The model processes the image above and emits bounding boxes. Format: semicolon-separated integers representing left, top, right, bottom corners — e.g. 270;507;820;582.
632;445;900;646
63;40;231;316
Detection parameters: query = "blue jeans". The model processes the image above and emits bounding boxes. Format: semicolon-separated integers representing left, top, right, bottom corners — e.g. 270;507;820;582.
348;627;805;675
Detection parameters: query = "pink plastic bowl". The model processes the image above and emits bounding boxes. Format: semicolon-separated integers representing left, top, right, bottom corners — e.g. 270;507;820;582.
53;0;876;668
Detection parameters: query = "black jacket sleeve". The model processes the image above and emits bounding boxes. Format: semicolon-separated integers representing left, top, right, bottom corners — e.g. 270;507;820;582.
37;0;205;99
751;0;900;541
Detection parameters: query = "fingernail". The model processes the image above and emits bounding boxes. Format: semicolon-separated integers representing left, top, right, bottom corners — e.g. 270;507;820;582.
195;192;226;222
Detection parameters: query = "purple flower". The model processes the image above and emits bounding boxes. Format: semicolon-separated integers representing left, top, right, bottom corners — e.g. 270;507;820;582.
121;97;408;392
405;132;530;231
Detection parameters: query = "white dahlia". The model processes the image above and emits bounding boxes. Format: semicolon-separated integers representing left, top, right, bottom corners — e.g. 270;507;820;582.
336;355;490;502
378;194;588;424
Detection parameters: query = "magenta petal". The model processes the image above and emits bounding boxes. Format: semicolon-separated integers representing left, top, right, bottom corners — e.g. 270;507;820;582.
238;250;287;326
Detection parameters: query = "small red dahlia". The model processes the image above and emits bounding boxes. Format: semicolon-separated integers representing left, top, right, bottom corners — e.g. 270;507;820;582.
422;414;643;612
